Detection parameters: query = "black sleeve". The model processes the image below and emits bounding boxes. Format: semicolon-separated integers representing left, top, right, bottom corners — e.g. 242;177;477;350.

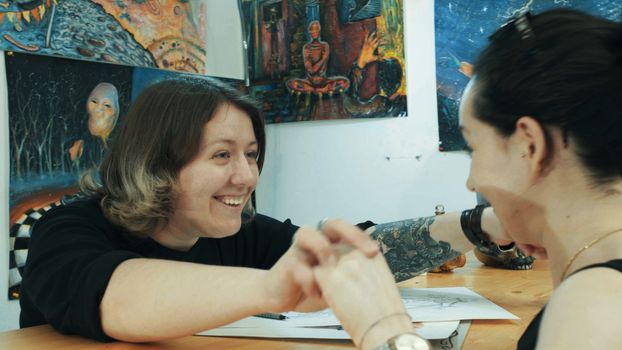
356;220;377;231
20;204;141;342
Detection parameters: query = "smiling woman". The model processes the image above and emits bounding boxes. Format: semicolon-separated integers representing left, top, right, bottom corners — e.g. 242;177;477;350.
17;77;381;343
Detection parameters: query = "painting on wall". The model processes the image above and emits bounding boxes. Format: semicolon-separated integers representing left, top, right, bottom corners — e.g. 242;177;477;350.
6;51;133;299
0;0;245;78
241;0;407;123
435;0;622;152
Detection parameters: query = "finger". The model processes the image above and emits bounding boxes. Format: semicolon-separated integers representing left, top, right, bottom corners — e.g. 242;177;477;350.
320;219;379;257
295;294;329;313
292;262;322;299
293;227;334;265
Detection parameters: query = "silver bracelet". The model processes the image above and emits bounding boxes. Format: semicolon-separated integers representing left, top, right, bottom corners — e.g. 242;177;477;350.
359;312;411;349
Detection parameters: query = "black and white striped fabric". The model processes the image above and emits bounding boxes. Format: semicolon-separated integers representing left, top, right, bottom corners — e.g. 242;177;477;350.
8;202;60;300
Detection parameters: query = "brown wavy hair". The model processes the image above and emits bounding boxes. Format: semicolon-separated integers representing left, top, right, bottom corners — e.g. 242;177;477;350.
81;77;265;237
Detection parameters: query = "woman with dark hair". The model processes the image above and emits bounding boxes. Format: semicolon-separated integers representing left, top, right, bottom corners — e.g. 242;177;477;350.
311;8;622;350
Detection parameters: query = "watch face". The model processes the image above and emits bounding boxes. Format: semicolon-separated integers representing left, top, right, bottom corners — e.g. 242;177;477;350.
393;333;429;350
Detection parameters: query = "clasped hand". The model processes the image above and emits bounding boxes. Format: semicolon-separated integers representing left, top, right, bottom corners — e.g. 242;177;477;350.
265;220;416;349
265;219;380;312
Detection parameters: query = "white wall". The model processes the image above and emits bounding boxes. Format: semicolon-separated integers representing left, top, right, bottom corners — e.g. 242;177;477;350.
0;53;20;331
256;0;475;225
0;0;475;332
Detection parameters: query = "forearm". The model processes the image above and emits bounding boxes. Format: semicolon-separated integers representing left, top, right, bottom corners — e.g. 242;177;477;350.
100;258;270;342
368;214;465;281
368;207;506;282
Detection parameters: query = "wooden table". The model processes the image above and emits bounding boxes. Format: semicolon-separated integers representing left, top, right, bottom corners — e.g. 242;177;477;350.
0;252;552;350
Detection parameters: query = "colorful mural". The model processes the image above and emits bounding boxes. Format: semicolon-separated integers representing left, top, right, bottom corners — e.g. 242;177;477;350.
241;0;406;123
435;0;622;151
0;0;208;74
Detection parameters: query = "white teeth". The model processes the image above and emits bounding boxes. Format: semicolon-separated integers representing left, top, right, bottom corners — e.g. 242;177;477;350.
219;197;244;206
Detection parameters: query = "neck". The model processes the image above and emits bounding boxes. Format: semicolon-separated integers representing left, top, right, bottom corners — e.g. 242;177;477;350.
538;174;622;285
151;220;199;252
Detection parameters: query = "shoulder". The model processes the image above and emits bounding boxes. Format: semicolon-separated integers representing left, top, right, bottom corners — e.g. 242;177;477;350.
31;196;121;245
35;197;106;229
537;264;622;348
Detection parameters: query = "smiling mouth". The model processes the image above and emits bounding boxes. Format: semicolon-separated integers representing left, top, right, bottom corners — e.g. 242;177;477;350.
214;196;245;207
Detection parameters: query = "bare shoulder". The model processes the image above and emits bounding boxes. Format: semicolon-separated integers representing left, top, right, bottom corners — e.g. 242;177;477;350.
536;267;622;349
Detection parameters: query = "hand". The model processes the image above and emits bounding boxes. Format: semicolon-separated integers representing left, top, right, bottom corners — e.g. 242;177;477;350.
357;30;381;69
264;220;380;313
481;207;513;245
263;227;326;313
314;250;415;350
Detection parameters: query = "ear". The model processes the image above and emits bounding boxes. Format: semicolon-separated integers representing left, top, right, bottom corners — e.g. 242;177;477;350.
514;116;548;179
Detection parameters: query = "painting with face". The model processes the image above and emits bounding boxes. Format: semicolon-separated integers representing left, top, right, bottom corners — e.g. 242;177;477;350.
6;52;132;299
435;0;621;151
87;83;119;148
241;0;406;123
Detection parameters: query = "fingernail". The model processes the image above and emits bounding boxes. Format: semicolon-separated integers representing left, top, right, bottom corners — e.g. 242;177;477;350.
317;218;328;231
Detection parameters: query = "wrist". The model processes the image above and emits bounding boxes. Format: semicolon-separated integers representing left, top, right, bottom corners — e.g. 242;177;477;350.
460;205;495;249
358;313;413;350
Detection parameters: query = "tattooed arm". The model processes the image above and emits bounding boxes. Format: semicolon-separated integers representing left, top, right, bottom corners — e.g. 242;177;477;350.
368;209;506;282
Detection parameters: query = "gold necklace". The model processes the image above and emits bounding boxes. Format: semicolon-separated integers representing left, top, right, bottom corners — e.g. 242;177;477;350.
561;227;622;280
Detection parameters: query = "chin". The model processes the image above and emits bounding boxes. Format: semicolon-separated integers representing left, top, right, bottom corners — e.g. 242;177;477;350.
213;222;243;238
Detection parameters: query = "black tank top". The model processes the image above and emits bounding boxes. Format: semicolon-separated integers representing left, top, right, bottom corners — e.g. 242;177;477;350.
517;259;622;350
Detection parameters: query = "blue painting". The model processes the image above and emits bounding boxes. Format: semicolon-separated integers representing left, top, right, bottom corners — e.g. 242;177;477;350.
435;0;622;151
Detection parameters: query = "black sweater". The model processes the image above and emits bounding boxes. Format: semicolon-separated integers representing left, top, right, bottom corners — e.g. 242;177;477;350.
19;197;298;341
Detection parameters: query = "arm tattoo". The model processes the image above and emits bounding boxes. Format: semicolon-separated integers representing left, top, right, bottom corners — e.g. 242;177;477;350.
370;216;462;282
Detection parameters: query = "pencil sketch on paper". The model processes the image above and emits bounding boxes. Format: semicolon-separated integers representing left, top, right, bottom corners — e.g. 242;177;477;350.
400;290;480;311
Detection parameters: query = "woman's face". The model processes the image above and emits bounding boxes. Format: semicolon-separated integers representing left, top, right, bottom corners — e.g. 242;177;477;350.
459;81;538;244
168;103;259;239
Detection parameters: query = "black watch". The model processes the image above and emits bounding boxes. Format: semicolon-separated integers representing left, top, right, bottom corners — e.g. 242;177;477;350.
374;333;430;350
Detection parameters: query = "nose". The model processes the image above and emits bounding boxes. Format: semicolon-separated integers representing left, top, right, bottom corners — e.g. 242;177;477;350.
231;155;257;186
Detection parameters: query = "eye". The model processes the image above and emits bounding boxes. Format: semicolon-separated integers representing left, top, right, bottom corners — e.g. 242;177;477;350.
246;150;259;161
213;151;230;160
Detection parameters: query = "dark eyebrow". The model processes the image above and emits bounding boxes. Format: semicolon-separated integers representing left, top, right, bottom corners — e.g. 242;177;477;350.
208;139;258;147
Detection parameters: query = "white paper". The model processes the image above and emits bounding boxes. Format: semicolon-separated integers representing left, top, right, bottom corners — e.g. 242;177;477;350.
198;318;459;340
198;325;349;339
400;287;518;322
197;287;513;341
283;287;516;327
